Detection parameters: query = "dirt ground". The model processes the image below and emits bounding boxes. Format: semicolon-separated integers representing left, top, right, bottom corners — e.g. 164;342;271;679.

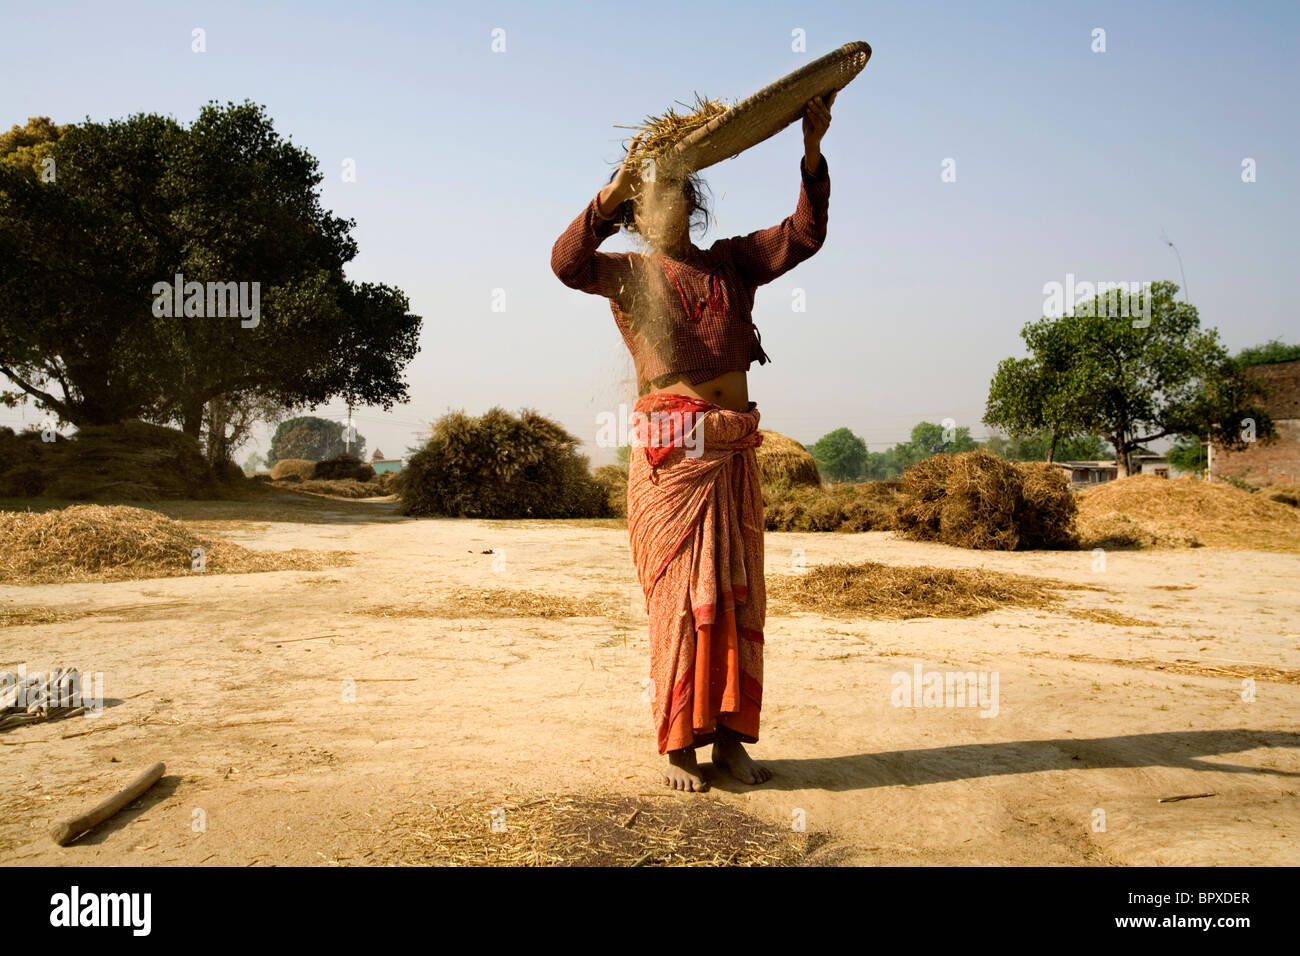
2;493;1297;866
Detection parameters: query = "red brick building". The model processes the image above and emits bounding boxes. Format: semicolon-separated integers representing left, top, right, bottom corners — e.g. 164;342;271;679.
1213;358;1300;487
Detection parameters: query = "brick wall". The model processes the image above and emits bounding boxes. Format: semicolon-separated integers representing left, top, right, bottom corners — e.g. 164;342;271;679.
1212;359;1300;486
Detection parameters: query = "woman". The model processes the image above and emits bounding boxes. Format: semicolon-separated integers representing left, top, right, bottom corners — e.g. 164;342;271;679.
551;94;833;792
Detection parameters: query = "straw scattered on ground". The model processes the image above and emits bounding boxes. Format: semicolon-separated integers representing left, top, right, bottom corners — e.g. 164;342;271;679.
1076;475;1300;552
372;793;820;867
1042;652;1300;685
0;505;352;584
351;588;623;620
769;561;1084;619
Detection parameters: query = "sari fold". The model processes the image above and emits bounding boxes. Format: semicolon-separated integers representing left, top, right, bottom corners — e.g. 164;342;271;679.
627;392;766;755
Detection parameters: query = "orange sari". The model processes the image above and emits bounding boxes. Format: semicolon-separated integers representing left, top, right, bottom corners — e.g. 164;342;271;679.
627;392;766;754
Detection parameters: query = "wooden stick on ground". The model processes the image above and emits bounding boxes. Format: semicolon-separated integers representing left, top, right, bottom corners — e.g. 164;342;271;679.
50;761;166;846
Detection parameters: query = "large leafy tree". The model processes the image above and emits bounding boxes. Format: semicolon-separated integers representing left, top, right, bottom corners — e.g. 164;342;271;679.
0;101;420;438
985;281;1272;476
267;415;366;464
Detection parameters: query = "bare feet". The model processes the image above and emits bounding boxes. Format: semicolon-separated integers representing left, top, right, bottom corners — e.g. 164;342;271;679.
711;730;771;785
664;748;708;792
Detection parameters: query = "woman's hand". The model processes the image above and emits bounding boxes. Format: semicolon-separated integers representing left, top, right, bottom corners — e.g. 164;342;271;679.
599;133;645;217
802;92;834;174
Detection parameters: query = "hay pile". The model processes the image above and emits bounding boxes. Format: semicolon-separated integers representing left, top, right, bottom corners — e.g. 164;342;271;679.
314;454;375;482
1266;482;1300;508
0;421;225;501
270;458;316;481
373;793;815;867
592;464;628;518
617;94;730;168
0;505;351;584
756;431;821;487
1076;475;1300;551
895;452;1078;550
769;561;1078;619
764;481;901;532
400;408;611;519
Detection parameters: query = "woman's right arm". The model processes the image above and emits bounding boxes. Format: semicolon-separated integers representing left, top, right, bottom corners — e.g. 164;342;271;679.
550;136;643;300
550;195;636;300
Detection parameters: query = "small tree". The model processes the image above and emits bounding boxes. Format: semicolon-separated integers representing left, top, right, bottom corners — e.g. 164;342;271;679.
808;427;868;482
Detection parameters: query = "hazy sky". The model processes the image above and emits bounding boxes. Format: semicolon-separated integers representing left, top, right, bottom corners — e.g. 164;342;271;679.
2;0;1295;464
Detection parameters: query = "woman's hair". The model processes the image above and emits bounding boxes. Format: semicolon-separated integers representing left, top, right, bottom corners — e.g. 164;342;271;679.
605;150;711;238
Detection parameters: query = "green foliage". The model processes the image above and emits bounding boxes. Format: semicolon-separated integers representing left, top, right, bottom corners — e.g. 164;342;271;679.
1166;436;1205;474
985;281;1274;473
314;454;374;481
399;408;611;519
988;428;1110;462
1236;339;1300;366
267;416;364;464
0;117;68;175
808;427;868;481
0;102;420;438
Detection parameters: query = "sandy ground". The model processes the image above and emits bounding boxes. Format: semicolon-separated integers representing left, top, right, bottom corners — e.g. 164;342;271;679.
2;494;1297;866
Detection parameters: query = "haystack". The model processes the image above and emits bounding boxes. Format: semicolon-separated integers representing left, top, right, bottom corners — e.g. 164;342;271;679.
400;408;610;519
45;421;218;501
1076;475;1300;551
618;94;729;168
593;464;629;518
314;454;374;482
896;451;1078;550
0;504;349;584
756;430;821;488
270;458;316;482
764;481;901;532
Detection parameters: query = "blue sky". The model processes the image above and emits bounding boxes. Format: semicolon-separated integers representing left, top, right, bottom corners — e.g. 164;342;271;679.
1;0;1295;463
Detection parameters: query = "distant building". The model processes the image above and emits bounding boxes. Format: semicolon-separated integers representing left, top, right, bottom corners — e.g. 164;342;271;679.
1055;454;1189;487
369;448;403;474
1212;358;1300;487
1055;460;1119;487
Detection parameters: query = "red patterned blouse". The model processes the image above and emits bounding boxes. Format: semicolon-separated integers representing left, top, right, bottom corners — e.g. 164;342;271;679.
551;154;831;391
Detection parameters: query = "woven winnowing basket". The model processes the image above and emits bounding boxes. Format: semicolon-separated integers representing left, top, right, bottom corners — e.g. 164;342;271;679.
657;41;871;177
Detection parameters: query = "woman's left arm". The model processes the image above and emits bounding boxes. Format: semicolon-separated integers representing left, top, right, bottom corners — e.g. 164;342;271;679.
713;94;834;287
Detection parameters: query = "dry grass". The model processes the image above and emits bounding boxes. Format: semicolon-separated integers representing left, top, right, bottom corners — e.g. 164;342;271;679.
0;504;352;584
0;604;82;628
756;431;821;488
286;478;390;499
1265;482;1300;508
351;588;622;620
1049;652;1300;685
270;459;316;481
1076;475;1300;551
896;452;1078;551
1066;607;1164;628
371;793;819;867
769;561;1083;619
616;94;730;167
764;481;902;532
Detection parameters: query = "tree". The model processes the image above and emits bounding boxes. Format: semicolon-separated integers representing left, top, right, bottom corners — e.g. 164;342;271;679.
985;281;1273;476
808;427;868;481
203;391;294;467
986;428;1110;462
1236;338;1300;366
267;416;365;464
0;102;420;440
985;317;1095;462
